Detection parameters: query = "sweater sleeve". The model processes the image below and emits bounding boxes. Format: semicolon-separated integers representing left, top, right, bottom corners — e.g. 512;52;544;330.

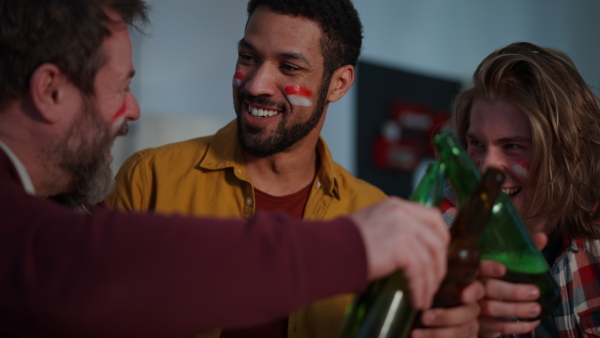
0;180;367;338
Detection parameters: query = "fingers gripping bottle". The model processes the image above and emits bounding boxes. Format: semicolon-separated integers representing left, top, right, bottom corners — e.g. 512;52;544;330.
337;161;446;338
434;132;561;319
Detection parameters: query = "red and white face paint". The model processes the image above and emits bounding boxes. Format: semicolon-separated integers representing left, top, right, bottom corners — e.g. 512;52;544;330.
233;72;244;87
512;159;530;180
285;85;313;107
110;102;127;134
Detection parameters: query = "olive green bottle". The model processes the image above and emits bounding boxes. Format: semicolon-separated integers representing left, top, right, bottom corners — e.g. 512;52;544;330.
434;132;561;319
431;168;504;308
337;161;446;338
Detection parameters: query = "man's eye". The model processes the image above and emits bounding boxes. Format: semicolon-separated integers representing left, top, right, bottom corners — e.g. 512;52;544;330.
238;53;255;62
467;139;483;147
281;63;300;72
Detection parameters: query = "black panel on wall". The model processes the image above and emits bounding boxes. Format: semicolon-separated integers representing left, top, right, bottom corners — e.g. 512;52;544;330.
356;60;461;198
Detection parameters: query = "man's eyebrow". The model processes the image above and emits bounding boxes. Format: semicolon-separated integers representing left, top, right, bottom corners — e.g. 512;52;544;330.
279;51;311;67
498;136;531;143
237;38;254;50
237;38;311;67
466;132;531;143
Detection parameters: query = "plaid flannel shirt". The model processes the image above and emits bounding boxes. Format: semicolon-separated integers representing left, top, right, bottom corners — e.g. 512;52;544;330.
550;237;600;337
441;201;600;338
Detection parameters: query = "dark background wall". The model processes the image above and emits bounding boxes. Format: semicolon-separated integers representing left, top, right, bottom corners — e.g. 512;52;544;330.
356;61;461;198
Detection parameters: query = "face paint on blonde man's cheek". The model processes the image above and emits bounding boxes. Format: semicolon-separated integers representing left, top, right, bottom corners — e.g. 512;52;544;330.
233;72;244;87
513;159;531;179
110;103;127;133
285;85;313;107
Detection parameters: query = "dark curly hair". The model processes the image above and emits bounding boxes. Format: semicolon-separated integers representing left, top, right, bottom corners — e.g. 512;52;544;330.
0;0;149;110
247;0;363;81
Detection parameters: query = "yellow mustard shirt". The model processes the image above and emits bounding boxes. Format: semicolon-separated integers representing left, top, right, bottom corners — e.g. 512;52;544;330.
106;120;387;338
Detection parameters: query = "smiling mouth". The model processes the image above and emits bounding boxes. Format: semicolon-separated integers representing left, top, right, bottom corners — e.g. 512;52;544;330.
248;104;279;118
502;187;521;196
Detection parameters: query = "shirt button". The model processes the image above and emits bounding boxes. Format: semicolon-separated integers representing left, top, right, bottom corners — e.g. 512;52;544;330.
315;182;321;189
246;197;253;206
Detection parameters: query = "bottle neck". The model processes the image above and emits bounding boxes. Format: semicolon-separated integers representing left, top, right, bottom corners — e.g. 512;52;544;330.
409;162;445;207
434;133;481;204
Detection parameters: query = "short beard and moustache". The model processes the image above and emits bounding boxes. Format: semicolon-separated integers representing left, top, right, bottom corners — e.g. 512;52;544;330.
53;95;127;205
235;76;329;158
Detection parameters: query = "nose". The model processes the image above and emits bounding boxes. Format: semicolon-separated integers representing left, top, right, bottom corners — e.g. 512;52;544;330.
243;64;277;97
478;148;506;173
126;92;140;122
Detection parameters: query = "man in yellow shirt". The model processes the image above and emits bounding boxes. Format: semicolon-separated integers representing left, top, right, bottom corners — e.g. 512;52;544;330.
107;0;482;337
0;0;458;336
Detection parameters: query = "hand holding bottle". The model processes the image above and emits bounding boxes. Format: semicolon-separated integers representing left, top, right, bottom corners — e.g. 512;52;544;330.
476;233;549;337
341;162;449;338
412;281;483;338
350;196;449;309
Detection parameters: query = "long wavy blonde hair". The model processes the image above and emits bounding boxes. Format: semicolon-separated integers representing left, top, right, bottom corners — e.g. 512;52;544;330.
452;42;600;239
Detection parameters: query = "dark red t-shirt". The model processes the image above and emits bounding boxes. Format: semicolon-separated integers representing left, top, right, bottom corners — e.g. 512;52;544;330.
220;183;312;338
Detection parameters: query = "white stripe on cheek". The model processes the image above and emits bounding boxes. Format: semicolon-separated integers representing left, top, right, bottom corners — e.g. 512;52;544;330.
287;95;312;107
512;164;529;179
232;78;241;86
111;114;126;133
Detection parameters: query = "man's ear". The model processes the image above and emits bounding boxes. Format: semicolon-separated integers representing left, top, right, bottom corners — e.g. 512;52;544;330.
29;63;79;123
326;65;355;103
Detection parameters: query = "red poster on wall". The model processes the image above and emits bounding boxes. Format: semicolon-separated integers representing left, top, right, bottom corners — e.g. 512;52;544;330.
371;101;449;172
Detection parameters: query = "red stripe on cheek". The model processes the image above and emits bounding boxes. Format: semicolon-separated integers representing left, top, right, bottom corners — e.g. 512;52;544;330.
285;85;312;97
112;103;127;122
234;72;244;80
515;158;531;171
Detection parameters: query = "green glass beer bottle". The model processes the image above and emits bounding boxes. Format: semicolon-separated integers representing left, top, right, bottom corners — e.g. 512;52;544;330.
434;132;561;319
337;161;446;338
431;168;504;308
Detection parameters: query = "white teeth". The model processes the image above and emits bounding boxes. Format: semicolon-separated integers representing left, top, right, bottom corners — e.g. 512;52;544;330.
502;187;521;196
249;105;278;117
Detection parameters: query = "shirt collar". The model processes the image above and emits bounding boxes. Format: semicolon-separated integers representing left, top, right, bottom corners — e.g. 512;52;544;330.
199;119;340;197
550;237;600;266
197;120;246;177
0;140;36;195
314;135;340;199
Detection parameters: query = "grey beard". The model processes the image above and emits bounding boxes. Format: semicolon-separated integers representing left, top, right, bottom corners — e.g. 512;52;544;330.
73;124;130;204
56;95;118;205
73;157;115;205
